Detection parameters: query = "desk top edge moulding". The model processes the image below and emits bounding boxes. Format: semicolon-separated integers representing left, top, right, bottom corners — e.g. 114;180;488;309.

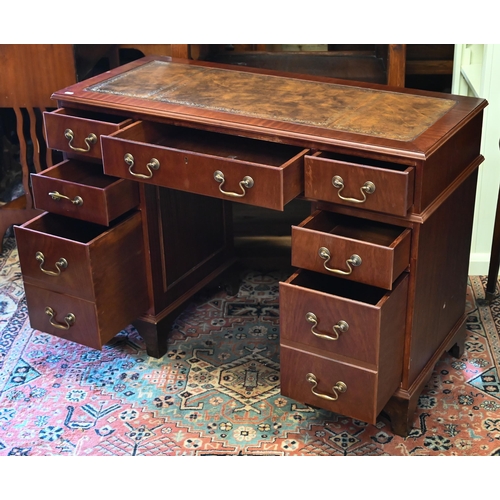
51;56;486;159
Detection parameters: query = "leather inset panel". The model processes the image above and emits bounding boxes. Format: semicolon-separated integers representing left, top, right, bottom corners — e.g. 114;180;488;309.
86;60;455;142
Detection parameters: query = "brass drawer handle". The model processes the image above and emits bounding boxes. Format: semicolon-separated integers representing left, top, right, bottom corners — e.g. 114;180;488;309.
64;128;97;153
214;170;254;198
45;306;76;330
306;373;347;401
35;251;68;276
305;312;349;341
124;153;160;179
332;175;375;204
48;191;83;206
318;247;362;275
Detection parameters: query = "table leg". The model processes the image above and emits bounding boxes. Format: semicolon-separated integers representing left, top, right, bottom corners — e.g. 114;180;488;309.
132;315;177;359
0;195;42;252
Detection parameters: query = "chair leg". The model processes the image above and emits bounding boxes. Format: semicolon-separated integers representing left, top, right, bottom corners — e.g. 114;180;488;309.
486;185;500;302
0;196;42;253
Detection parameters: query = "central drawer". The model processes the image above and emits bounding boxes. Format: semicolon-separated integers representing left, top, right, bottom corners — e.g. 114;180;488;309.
101;121;308;210
292;210;411;289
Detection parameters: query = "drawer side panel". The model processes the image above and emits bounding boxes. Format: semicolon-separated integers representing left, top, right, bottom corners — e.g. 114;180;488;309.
89;211;149;338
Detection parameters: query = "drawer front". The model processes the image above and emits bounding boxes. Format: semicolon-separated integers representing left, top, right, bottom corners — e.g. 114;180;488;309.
18;211;149;350
280;346;380;424
15;215;95;301
291;210;411;289
31;160;140;225
101;121;307;211
43;108;132;159
279;270;409;365
15;211;145;302
305;154;414;216
24;283;101;350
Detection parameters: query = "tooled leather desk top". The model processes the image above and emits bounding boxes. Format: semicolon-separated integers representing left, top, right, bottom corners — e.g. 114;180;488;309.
86;60;456;142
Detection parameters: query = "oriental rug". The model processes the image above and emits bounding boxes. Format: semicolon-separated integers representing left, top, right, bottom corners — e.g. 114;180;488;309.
1;236;500;456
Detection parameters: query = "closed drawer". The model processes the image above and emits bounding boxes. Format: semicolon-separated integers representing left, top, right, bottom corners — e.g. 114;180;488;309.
31;159;140;225
101;121;308;210
305;152;414;216
291;210;411;289
16;211;149;350
280;346;386;425
280;270;409;365
23;283;144;351
23;284;101;349
43;108;132;159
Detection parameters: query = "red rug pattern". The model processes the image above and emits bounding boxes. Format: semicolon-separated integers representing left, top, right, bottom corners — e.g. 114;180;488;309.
1;236;500;455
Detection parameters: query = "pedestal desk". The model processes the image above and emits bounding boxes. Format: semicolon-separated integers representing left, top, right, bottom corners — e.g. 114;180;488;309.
14;56;487;436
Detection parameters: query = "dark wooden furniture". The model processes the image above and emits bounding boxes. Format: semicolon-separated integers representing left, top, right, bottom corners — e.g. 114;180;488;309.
486;138;500;302
13;56;486;436
118;44;454;91
179;44;454;90
197;44;407;86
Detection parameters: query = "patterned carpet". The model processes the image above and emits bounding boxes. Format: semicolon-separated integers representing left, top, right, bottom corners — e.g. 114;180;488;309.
1;235;500;456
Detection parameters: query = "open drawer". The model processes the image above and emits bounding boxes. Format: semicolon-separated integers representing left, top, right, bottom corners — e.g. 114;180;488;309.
305;152;414;216
280;269;409;365
31;159;140;225
101;121;308;210
291;210;411;289
43;108;132;159
15;211;149;350
279;270;408;425
15;211;148;304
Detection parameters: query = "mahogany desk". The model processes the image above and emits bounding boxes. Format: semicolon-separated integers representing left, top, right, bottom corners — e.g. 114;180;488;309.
13;56;487;436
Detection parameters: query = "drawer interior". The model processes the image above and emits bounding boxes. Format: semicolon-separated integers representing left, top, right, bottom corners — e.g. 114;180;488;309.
288;269;388;305
41;160;121;188
24;213;117;243
118;122;306;167
316;151;409;172
54;107;127;124
301;211;407;246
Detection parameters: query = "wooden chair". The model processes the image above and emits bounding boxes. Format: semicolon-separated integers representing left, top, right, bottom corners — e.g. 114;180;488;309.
486;138;500;301
0;45;119;252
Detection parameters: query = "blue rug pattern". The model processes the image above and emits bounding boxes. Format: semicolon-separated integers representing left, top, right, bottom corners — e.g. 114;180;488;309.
1;236;500;456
